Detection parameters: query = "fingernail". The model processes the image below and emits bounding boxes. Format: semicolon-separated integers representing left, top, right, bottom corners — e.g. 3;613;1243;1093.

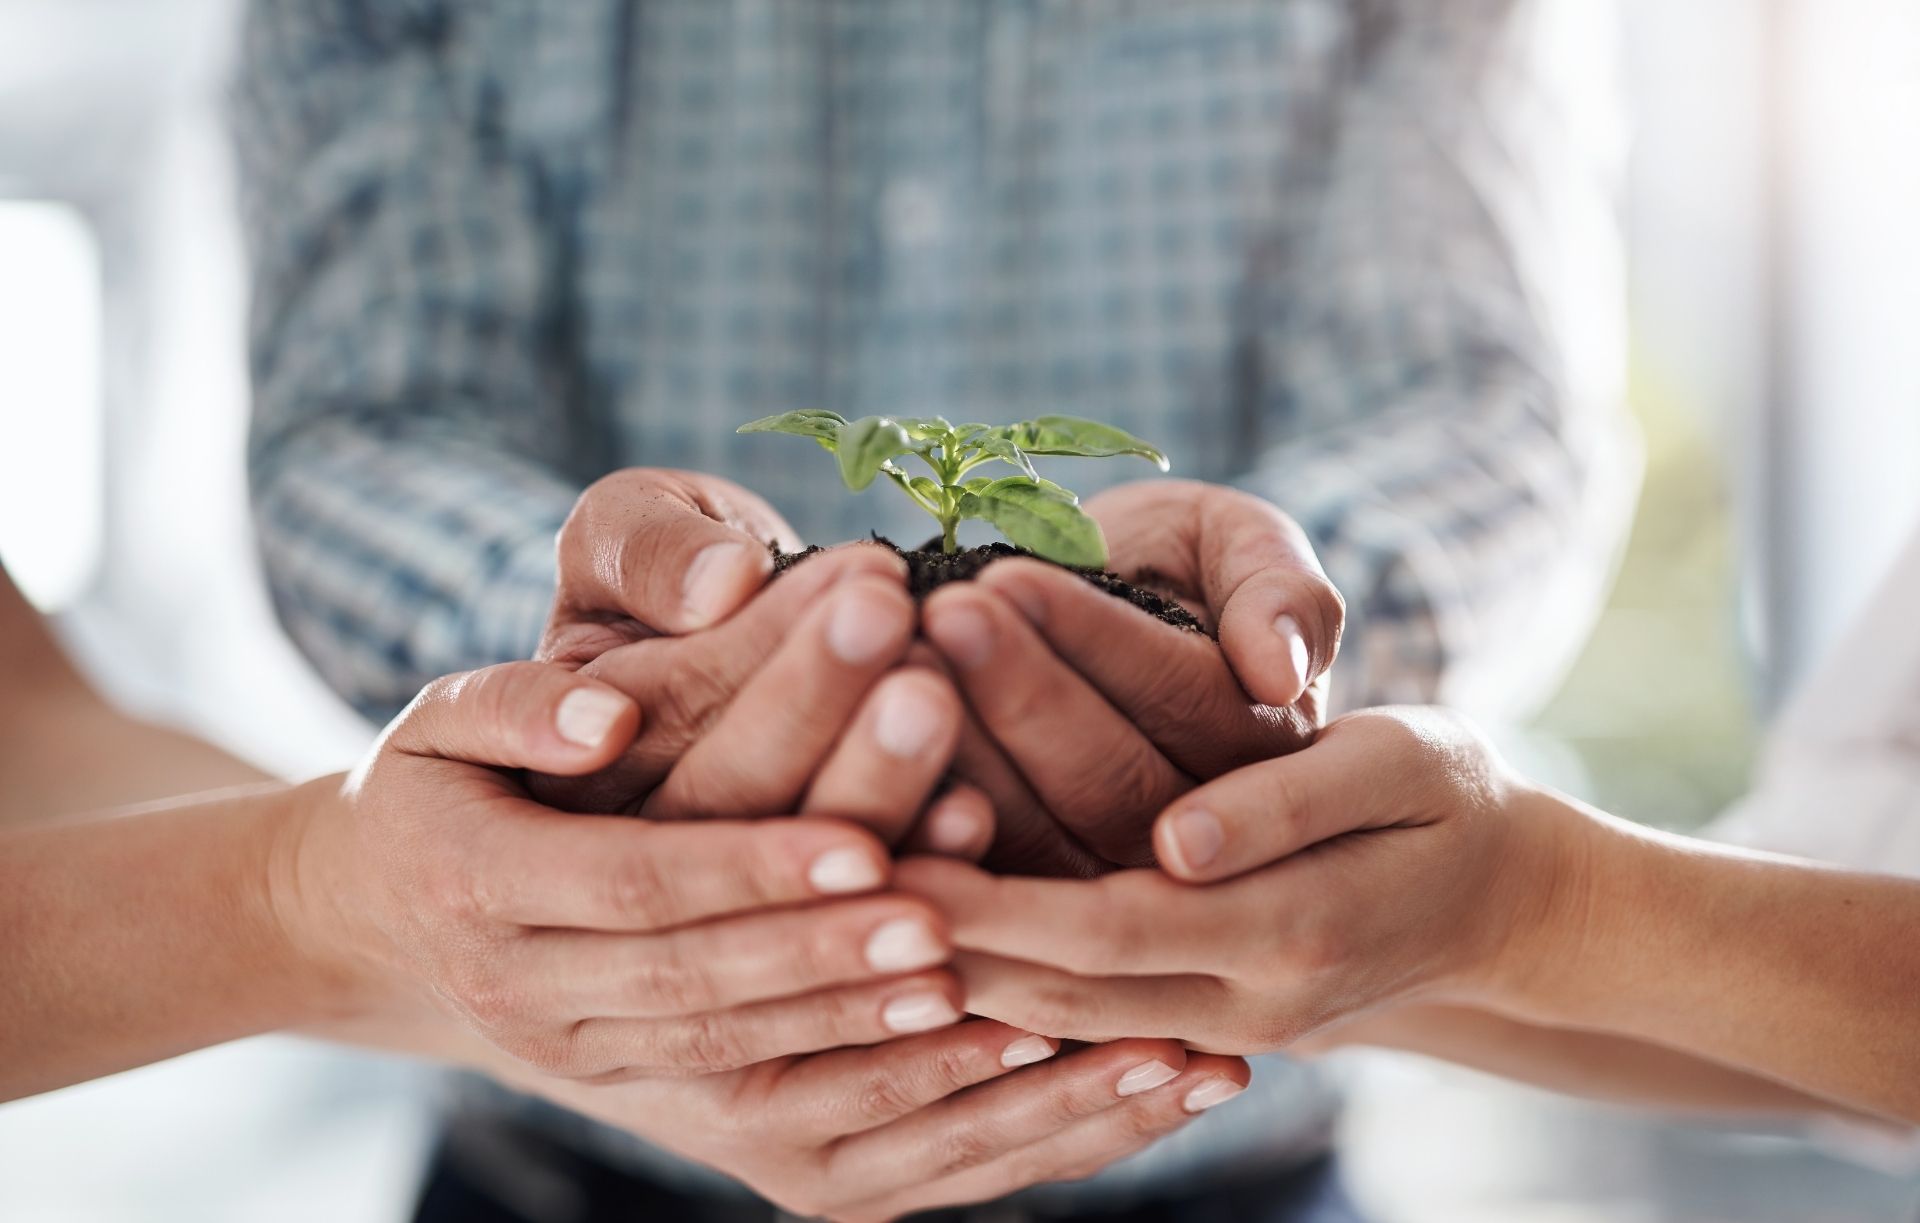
683;543;751;627
873;681;947;759
1274;613;1310;699
1182;1078;1245;1113
1167;808;1224;874
1116;1059;1180;1097
883;992;961;1033
1000;1035;1057;1068
926;804;985;855
554;688;628;747
828;587;905;665
808;847;885;895
865;918;947;973
928;604;994;671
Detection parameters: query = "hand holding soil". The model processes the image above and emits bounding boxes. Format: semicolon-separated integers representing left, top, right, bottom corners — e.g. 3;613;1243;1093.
529;452;1343;878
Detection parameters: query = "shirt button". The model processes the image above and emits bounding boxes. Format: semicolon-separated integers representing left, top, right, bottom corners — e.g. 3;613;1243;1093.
880;177;947;250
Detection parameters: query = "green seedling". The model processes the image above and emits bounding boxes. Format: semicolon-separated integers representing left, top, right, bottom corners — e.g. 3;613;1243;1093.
738;412;1169;568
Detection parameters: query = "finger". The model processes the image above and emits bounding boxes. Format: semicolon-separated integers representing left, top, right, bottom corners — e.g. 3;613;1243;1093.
896;856;1246;978
853;1052;1248;1220
546;469;797;649
382;662;641;773
1154;710;1441;882
569;969;966;1079
824;1038;1192;1192
973;557;1314;777
470;815;894;931
800;669;963;845
531;893;949;1016
922;583;1189;866
641;574;918;820
898;784;996;861
901;640;1103;877
540;543;906;813
1086;480;1345;707
952;950;1231;1046
774;1019;1059;1136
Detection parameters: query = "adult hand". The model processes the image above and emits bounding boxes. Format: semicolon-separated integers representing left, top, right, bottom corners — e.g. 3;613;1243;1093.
533;541;964;837
288;658;984;1083
539;468;800;667
527;1022;1247;1221
898;708;1562;1051
921;479;1344;870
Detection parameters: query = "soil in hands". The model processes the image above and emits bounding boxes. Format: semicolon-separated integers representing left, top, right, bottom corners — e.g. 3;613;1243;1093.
771;537;1205;634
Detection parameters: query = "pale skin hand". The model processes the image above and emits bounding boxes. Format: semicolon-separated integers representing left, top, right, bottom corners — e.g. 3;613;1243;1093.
288;658;1007;1083
903;707;1920;1125
530;537;997;854
1;564;1246;1212
506;1025;1247;1222
0;647;968;1096
922;479;1345;871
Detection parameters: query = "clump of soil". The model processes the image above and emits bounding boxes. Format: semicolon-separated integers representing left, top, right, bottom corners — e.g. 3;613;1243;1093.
772;537;1206;634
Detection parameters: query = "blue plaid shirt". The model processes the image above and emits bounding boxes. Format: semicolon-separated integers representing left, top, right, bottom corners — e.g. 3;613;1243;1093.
236;0;1635;1204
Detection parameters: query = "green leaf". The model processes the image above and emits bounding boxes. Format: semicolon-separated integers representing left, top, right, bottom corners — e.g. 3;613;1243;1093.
835;416;916;491
737;409;848;446
1000;415;1170;470
968;433;1039;480
884;467;944;510
897;416;955;442
957;477;1109;568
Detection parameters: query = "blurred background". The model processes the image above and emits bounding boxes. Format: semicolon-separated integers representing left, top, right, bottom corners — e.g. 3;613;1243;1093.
2;0;1917;1219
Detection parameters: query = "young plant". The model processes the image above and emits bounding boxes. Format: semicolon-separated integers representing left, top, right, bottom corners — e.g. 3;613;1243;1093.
737;412;1169;569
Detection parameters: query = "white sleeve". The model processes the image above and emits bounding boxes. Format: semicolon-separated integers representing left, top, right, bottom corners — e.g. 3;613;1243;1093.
1707;527;1920;877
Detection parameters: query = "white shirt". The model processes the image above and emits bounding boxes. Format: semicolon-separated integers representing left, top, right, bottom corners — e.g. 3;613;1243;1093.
1712;526;1920;875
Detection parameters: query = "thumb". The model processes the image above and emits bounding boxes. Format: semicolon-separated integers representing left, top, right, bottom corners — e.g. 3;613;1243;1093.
1196;494;1344;709
549;470;795;647
383;662;642;775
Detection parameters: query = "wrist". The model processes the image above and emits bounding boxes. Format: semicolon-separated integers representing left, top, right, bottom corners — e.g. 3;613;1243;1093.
260;774;411;1029
1473;786;1657;1024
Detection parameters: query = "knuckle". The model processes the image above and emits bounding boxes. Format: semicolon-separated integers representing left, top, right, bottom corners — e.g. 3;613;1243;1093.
513;1028;584;1078
1115;1098;1180;1143
460;665;537;756
1062;752;1170;858
782;921;841;990
628;948;710;1016
852;1069;921;1127
452;963;530;1032
665;1009;750;1074
1013;984;1090;1041
423;859;490;924
1285;914;1351;977
1035;1076;1109;1132
929;1123;1003;1178
602;850;676;929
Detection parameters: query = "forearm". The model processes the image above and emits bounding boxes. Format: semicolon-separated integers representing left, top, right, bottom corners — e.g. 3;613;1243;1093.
0;566;269;822
1504;792;1920;1123
1315;1003;1872;1122
0;692;269;825
0;780;364;1100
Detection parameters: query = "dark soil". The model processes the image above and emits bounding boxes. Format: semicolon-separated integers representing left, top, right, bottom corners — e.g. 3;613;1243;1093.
771;537;1206;634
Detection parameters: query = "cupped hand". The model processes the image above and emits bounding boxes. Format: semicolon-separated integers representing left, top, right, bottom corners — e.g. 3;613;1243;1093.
539;468;800;667
921;479;1344;870
289;659;991;1082
898;708;1562;1052
526;1021;1247;1222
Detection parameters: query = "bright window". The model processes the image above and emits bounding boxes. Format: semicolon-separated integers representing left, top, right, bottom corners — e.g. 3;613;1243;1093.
0;199;103;611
